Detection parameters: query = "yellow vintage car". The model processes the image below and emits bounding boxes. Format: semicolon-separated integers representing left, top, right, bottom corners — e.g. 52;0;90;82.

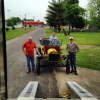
36;38;70;75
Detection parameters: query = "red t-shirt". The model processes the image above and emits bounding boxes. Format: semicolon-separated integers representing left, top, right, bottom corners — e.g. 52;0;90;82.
22;41;37;57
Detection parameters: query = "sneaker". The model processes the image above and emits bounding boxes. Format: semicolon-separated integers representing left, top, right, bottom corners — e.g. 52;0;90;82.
33;69;36;73
74;71;78;75
70;70;74;73
27;70;31;73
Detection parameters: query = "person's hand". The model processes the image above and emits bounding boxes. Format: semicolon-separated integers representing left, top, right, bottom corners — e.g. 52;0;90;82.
68;53;70;55
24;52;28;55
38;52;41;55
73;53;76;55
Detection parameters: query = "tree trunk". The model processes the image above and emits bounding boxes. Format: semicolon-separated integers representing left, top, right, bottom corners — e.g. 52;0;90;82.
54;27;57;32
56;12;67;36
58;29;60;33
68;24;70;35
72;25;74;32
58;26;61;33
63;29;67;36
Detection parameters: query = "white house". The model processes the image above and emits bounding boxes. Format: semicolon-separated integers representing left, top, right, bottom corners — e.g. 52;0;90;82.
5;22;23;28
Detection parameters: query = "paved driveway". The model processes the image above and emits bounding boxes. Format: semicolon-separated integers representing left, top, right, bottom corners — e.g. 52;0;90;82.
55;67;100;99
7;28;59;98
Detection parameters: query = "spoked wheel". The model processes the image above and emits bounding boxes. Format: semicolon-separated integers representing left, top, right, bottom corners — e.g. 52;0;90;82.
36;57;40;75
66;56;70;74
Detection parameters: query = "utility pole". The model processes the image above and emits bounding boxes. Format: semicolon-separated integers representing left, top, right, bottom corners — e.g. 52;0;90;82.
25;13;30;30
25;14;26;30
7;10;11;18
33;16;35;28
33;16;35;21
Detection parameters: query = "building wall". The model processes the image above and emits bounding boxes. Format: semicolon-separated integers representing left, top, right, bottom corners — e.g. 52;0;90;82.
23;21;42;26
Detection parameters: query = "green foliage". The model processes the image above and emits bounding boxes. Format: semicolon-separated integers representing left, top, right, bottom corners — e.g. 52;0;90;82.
87;0;100;29
23;18;34;21
42;21;45;25
29;24;32;28
12;27;15;30
45;0;66;27
17;17;21;22
64;0;86;29
6;17;18;30
74;16;86;29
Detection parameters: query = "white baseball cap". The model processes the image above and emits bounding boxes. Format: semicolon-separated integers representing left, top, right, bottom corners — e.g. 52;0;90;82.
69;37;73;40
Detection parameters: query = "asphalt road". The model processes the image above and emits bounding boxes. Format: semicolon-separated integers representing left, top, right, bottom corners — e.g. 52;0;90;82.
7;28;59;98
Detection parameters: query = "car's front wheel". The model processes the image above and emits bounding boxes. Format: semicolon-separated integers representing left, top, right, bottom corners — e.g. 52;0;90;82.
36;57;40;75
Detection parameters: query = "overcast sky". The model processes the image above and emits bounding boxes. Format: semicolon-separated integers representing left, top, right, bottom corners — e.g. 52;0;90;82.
4;0;89;23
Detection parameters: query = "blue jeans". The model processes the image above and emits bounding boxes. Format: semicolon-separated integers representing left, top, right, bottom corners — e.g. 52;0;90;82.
26;56;35;70
69;53;77;72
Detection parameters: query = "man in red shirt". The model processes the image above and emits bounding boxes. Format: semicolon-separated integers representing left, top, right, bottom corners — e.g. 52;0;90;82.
22;37;40;73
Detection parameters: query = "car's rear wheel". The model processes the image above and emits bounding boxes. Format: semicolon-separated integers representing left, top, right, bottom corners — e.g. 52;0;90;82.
36;57;40;75
66;57;70;74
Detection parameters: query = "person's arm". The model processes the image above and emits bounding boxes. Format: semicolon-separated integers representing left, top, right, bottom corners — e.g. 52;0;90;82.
22;43;28;55
34;43;41;55
66;43;70;55
75;43;80;53
50;36;52;41
35;48;41;55
22;47;28;55
56;36;58;40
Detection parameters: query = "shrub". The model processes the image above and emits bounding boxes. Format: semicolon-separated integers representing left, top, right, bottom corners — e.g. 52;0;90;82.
12;27;15;30
97;30;100;32
6;28;9;31
29;24;32;28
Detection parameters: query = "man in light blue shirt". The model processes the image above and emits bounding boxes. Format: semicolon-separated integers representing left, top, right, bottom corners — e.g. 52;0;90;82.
49;32;58;46
50;32;58;41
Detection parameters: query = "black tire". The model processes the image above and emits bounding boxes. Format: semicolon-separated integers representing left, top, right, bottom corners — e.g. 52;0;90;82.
66;57;70;74
36;57;40;75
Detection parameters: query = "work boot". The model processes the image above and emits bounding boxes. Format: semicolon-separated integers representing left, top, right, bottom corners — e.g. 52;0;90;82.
27;70;31;73
33;69;36;73
70;70;74;73
74;71;78;75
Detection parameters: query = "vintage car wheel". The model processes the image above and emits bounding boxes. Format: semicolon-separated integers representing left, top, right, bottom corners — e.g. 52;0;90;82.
66;57;70;74
36;57;40;75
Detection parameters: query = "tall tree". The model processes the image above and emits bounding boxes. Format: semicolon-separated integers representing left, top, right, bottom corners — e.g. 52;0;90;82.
64;0;85;35
42;21;45;25
6;17;18;30
87;0;100;29
45;0;67;35
17;17;21;22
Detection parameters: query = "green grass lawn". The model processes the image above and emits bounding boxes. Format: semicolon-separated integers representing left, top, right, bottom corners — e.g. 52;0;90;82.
45;28;100;71
6;28;36;40
46;28;100;45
